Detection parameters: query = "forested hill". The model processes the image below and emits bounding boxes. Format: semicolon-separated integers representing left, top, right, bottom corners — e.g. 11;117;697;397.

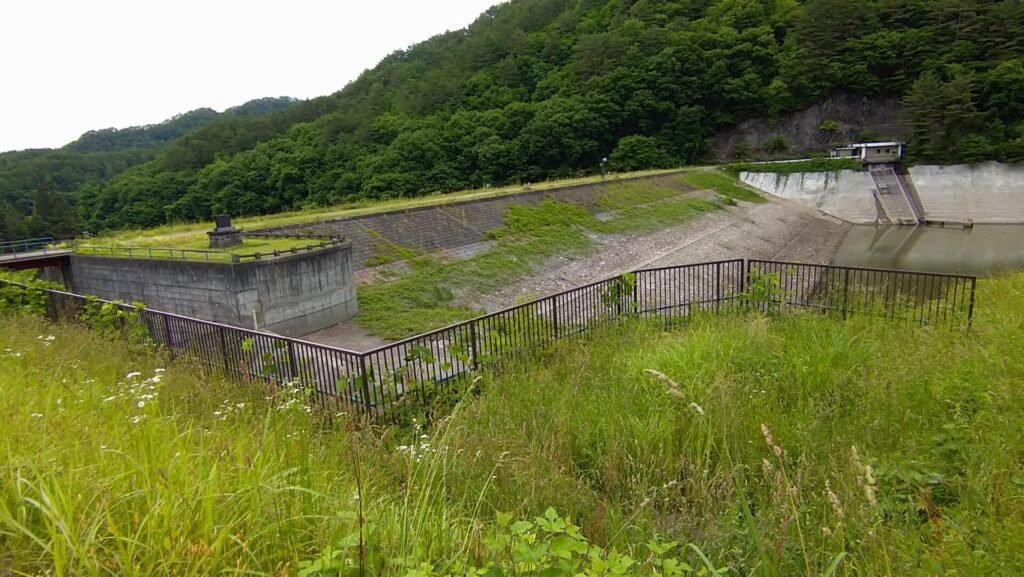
7;0;1024;239
64;98;300;154
0;96;303;239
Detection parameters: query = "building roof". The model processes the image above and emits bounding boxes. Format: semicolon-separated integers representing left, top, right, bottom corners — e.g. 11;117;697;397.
846;141;903;148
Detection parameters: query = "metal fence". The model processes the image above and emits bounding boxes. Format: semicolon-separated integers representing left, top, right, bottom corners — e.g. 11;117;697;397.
0;258;976;422
72;237;347;264
746;260;976;329
0;237;56;255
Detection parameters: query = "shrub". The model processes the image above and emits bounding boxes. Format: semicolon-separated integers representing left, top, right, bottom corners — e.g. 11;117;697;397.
818;119;840;134
855;128;878;142
760;135;788;154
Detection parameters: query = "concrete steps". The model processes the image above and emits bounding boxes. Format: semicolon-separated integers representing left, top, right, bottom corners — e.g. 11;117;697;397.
870;165;921;225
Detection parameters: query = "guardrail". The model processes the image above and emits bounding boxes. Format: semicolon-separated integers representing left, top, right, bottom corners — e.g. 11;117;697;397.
0;259;976;422
74;245;239;262
0;237;57;255
73;237;347;264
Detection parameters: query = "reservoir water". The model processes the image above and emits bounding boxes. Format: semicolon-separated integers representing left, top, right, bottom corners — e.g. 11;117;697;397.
832;224;1024;276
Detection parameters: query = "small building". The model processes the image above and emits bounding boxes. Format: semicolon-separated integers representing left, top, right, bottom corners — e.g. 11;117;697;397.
831;142;904;164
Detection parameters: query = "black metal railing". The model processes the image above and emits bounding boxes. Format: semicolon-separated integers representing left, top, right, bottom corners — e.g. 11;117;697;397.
0;259;976;422
746;260;977;329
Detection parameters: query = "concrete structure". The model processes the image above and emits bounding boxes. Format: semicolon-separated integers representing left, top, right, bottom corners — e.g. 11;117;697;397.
907;163;1024;224
868;164;923;225
69;241;357;337
739;170;880;224
740;162;1024;225
246;172;693;268
831;142;904;164
208;214;243;248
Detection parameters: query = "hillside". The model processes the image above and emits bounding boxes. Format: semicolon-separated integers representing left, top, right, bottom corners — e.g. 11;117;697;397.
0;97;300;239
6;0;1024;239
1;269;1022;574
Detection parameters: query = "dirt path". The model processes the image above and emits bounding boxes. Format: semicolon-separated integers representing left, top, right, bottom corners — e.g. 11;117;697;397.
303;196;850;350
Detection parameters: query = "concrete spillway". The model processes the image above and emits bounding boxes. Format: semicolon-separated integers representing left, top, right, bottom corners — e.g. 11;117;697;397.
740;162;1024;225
869;164;918;224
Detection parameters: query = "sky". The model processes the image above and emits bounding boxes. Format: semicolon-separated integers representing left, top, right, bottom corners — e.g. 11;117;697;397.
0;0;500;153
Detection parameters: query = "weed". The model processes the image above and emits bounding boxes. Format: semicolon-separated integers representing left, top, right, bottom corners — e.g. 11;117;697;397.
725;159;865;175
358;178;720;339
678;171;766;203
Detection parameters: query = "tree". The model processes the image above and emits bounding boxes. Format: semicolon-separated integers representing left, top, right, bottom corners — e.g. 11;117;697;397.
608;135;674;171
26;182;84;239
0;201;25;241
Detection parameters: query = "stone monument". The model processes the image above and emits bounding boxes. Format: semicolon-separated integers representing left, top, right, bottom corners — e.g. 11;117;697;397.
208;214;243;249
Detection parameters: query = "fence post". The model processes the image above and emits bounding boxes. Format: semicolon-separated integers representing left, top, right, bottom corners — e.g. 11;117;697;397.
551;298;560;338
967;277;977;331
743;260;752;312
715;262;722;312
615;277;624;319
219;326;230;376
470;322;479;370
841;268;850;320
163;316;175;359
287;341;299;381
359;354;373;416
631;272;639;316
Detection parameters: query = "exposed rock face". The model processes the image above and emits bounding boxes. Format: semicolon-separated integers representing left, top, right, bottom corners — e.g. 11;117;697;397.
709;93;905;161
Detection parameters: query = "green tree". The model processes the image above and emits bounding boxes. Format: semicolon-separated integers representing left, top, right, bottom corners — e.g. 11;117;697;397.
608;135;674;171
0;201;25;241
25;182;84;239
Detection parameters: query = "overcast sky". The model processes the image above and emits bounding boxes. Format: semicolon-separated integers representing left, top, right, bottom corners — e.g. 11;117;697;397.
0;0;500;153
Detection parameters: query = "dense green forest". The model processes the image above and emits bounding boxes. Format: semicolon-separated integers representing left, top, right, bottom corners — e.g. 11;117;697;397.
3;0;1023;239
0;97;299;239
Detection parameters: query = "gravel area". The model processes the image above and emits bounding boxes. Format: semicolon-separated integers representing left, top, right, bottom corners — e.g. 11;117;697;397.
460;196;850;313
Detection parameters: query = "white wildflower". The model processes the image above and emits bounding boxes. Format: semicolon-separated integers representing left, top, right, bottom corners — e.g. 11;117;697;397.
689;402;705;416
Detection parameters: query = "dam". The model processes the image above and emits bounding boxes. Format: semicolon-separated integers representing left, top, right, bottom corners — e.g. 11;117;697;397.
740;162;1024;226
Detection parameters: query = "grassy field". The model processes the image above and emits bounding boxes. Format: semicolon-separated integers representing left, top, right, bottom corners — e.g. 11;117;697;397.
74;236;322;260
2;269;1022;575
95;169;692;249
357;175;743;339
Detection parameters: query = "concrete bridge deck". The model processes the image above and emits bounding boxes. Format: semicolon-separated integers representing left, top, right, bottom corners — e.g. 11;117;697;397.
0;247;73;271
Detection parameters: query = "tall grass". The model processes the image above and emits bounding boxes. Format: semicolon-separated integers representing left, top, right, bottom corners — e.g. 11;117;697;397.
3;271;1023;575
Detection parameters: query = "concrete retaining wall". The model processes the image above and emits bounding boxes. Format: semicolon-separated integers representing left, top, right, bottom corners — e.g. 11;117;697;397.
741;162;1024;224
908;163;1024;224
740;170;880;223
69;242;357;337
248;173;691;267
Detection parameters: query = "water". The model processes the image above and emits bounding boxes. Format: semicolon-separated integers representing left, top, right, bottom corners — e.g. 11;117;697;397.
832;224;1024;276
